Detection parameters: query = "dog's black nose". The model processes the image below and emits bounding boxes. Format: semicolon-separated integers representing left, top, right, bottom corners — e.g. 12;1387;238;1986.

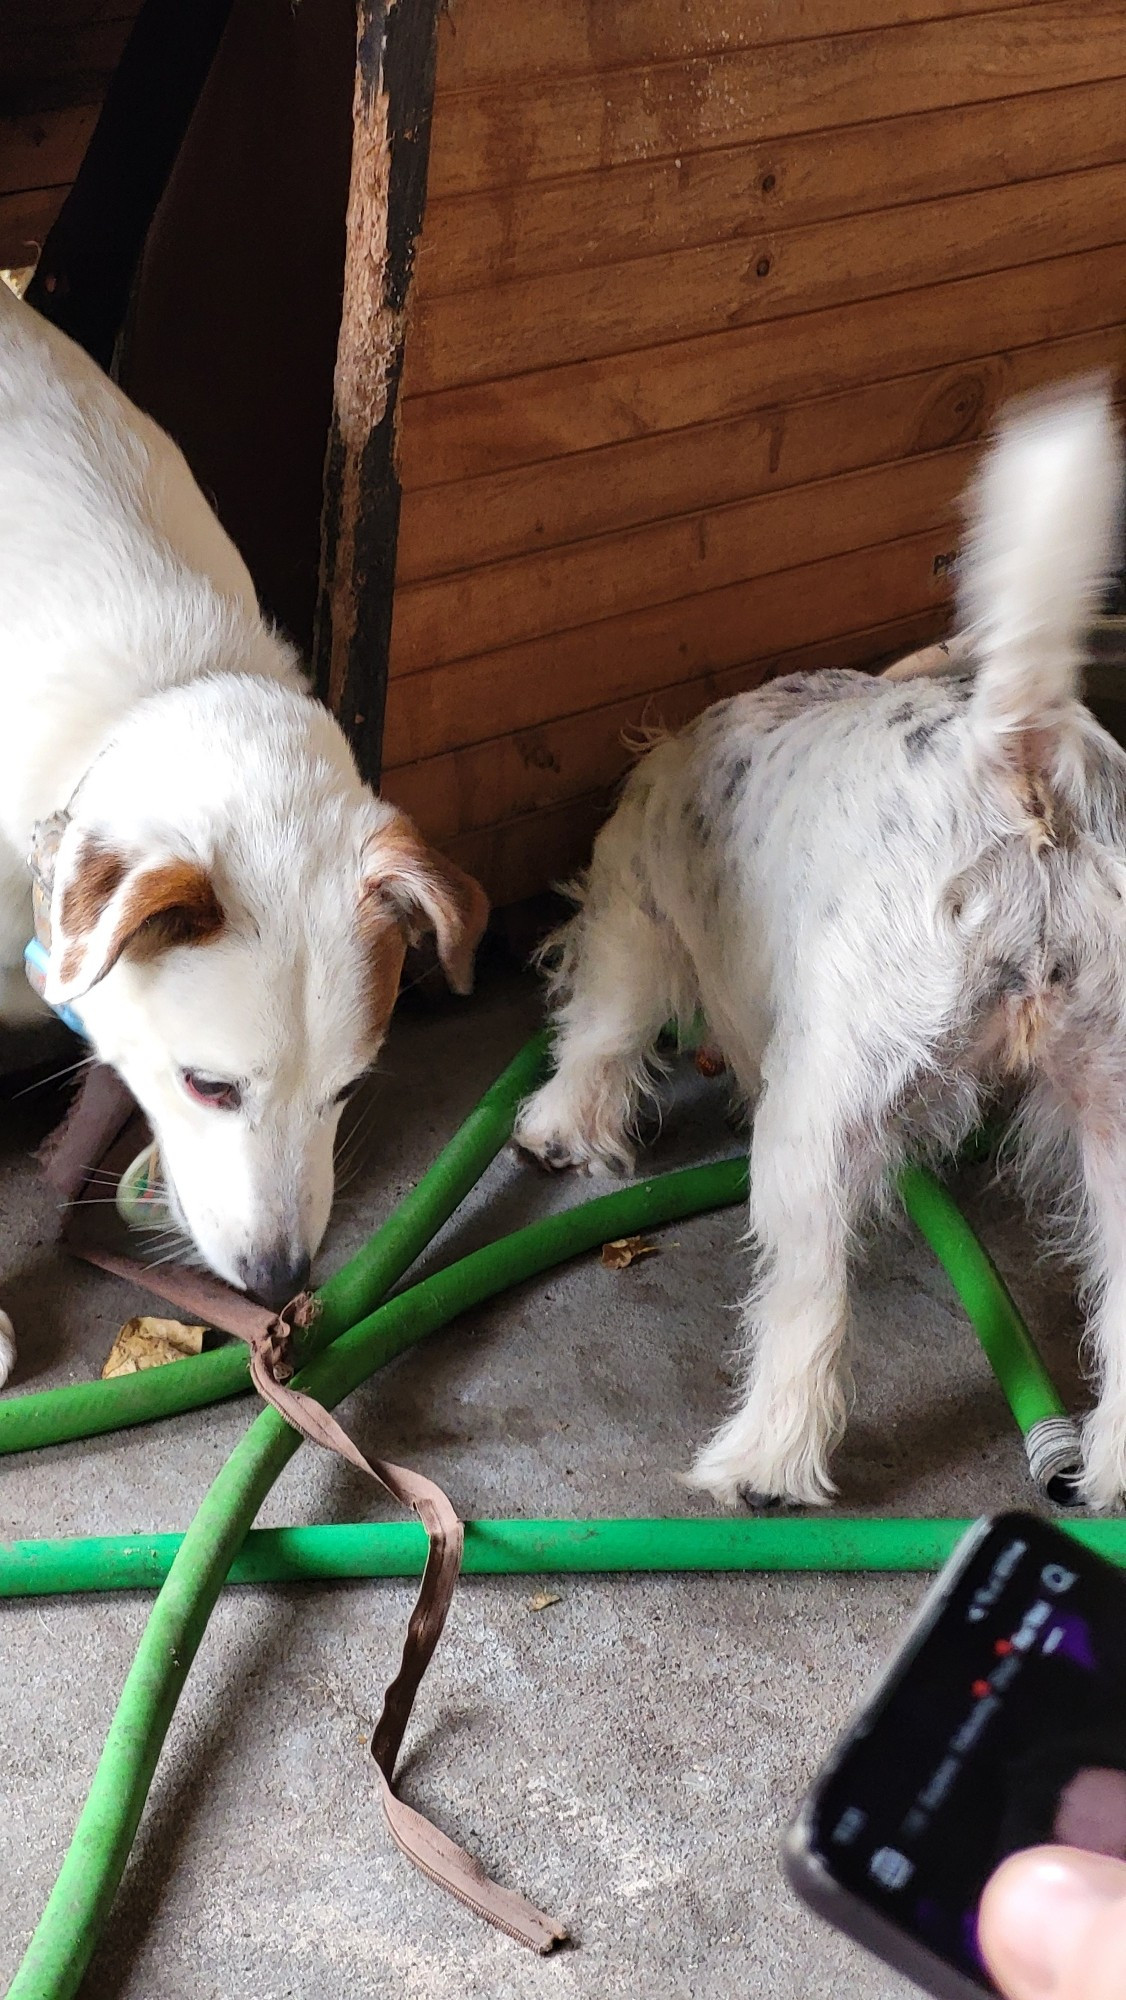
242;1249;312;1312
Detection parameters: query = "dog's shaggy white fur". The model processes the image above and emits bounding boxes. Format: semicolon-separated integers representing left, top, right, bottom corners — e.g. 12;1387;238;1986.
0;285;488;1387
516;382;1126;1511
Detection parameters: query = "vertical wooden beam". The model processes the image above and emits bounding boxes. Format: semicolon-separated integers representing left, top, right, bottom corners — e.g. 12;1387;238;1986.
25;0;236;371
313;0;442;786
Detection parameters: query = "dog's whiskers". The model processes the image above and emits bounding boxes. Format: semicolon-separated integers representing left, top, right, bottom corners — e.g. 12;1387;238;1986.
141;1246;193;1270
14;1052;97;1097
57;1195;127;1208
335;1095;380;1183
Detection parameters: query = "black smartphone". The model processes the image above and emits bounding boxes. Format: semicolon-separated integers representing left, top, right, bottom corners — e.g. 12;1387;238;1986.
784;1513;1126;1998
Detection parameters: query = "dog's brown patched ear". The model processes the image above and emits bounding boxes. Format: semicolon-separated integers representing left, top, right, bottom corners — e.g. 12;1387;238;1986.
47;835;224;1006
360;810;489;997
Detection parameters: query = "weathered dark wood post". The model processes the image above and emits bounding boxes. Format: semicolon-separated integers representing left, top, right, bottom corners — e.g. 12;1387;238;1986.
313;0;443;787
25;0;236;370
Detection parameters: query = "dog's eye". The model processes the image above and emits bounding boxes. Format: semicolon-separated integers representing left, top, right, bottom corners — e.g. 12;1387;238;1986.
333;1077;364;1106
181;1069;241;1111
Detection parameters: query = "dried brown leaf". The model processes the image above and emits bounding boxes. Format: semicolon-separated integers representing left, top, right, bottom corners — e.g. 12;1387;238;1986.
527;1590;562;1612
101;1316;206;1379
600;1235;659;1270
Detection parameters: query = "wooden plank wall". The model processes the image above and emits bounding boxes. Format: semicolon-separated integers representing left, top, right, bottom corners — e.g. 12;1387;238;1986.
383;0;1126;904
0;5;142;270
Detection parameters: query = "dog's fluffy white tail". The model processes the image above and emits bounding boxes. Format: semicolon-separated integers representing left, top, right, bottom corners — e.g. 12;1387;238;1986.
961;380;1124;758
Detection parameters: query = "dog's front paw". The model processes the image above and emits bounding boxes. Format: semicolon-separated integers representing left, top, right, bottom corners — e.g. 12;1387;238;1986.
0;1308;15;1389
512;1126;598;1174
512;1078;634;1176
685;1422;837;1511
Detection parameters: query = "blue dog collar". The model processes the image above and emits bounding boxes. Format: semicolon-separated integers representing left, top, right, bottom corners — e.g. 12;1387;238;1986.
27;932;166;1232
24;935;86;1038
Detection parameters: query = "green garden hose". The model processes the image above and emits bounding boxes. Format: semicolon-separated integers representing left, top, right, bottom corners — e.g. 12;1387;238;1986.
5;1514;1126;1597
898;1164;1083;1500
0;1030;551;1456
4;1026;1089;1999
5;1156;748;2000
0;1151;1071;1482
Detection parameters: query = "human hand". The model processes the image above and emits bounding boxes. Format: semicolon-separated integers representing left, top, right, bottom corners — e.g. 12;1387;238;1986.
979;1846;1126;1998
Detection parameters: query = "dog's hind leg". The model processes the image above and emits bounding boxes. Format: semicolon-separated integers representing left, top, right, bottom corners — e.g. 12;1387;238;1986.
1010;1052;1126;1509
1044;1082;1126;1511
515;804;693;1173
688;1021;901;1507
514;897;689;1173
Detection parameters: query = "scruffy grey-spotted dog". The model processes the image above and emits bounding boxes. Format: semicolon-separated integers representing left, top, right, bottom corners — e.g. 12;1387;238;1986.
514;383;1126;1511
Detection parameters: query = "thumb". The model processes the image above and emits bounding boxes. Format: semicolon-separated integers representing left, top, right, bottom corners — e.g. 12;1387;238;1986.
979;1847;1126;1999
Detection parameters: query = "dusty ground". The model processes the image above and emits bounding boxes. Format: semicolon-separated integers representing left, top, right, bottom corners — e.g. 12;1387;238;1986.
0;963;1091;1998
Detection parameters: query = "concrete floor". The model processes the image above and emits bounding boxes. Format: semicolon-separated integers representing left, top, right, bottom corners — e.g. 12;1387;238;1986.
0;962;1093;1998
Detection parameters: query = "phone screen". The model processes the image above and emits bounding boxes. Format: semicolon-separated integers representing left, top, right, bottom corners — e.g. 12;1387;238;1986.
800;1517;1126;1991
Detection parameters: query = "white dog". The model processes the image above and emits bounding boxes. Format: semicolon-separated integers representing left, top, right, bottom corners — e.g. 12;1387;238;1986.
515;382;1126;1511
0;284;488;1387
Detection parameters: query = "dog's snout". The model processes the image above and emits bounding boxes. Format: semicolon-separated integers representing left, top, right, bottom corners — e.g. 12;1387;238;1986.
241;1248;313;1312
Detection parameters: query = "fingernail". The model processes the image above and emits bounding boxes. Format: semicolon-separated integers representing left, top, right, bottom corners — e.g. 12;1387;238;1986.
980;1849;1126;1996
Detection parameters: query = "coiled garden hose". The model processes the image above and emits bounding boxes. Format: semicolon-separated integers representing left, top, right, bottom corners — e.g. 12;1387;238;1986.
4;1157;749;2000
2;1030;1092;1999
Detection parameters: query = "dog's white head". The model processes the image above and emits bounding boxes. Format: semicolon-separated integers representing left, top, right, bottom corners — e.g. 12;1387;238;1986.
38;680;488;1306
